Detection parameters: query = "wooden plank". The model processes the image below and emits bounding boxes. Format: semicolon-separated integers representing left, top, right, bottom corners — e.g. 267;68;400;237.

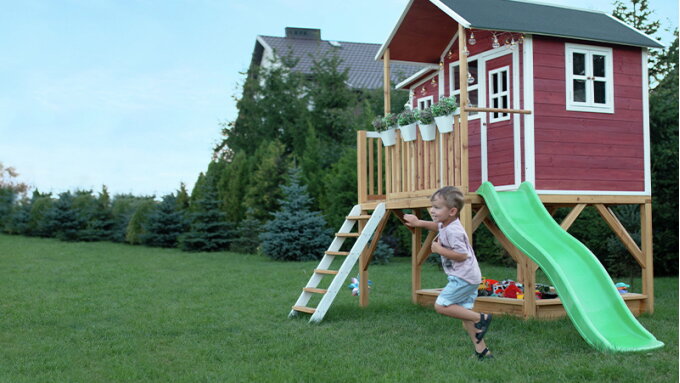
640;202;654;314
325;250;350;256
314;269;338;275
334;233;359;238
471;206;489;233
292;305;316;314
368;137;374;195
377;141;383;195
464;106;531;114
539;195;650;204
560;203;586;230
594;204;644;267
458;25;469;194
361;210;390;271
417;230;437;266
303;287;327;294
483;217;521;263
411;210;422;303
357;130;368;204
347;215;371;220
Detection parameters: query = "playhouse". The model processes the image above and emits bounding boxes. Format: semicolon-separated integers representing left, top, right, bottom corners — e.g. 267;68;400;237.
290;0;663;350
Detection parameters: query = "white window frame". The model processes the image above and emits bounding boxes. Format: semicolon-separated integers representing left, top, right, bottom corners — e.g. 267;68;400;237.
417;96;434;110
565;43;614;113
488;66;511;123
449;59;480;120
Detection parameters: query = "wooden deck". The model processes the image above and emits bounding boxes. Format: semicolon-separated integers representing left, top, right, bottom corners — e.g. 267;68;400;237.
415;289;648;319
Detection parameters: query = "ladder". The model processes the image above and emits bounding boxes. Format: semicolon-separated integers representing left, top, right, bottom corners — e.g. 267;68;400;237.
289;203;386;323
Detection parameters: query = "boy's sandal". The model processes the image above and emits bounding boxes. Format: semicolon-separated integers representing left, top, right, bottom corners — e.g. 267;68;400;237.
474;313;492;344
475;347;494;360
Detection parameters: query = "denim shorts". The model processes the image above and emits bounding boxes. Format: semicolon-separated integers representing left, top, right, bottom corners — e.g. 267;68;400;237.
435;275;478;309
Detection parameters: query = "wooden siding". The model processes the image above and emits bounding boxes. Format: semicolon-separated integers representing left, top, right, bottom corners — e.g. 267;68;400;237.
533;36;645;192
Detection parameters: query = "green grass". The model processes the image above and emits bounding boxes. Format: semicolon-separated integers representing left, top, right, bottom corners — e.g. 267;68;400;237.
0;234;677;382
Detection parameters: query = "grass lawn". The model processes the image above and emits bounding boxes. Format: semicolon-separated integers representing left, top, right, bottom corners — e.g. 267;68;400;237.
0;234;677;382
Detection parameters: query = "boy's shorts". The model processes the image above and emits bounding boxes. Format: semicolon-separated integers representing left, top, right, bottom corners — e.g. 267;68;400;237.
435;275;478;309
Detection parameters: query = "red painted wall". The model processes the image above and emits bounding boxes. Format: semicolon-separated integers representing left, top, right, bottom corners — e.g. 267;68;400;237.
532;36;646;192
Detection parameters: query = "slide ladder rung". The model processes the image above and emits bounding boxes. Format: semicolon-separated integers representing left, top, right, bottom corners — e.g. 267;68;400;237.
292;306;316;314
335;233;359;238
325;251;349;256
346;215;371;221
303;288;327;294
314;269;338;275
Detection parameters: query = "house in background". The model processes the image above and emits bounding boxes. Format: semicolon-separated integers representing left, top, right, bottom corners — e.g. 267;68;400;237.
250;27;423;89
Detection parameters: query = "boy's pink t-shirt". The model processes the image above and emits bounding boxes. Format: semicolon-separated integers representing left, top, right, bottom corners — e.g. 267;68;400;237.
437;219;482;285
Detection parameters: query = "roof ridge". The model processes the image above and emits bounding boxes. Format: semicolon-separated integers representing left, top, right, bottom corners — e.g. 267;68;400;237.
503;0;608;15
259;34;380;47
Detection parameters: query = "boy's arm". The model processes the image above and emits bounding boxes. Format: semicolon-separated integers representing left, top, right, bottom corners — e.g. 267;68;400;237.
431;241;469;262
403;214;438;231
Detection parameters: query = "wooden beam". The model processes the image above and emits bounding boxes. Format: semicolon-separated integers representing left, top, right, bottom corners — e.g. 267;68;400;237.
483;218;522;264
560;203;586;230
463;107;532;114
458;25;469;195
357;131;367;204
411;210;422;303
594;204;645;267
472;206;489;233
640;202;654;313
539;195;650;204
361;211;390;271
417;231;437;266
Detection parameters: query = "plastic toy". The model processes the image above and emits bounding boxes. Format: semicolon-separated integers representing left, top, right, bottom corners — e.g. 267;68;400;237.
615;282;630;294
347;277;373;296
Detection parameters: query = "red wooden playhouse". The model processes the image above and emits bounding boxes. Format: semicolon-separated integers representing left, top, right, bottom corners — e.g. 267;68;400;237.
290;0;664;336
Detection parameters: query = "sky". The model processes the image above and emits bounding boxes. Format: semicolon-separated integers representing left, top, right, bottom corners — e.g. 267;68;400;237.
1;0;677;198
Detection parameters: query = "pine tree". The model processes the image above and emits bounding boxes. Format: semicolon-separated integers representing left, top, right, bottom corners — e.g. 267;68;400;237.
28;191;54;237
244;140;288;222
260;167;331;261
230;208;262;254
125;199;156;245
613;0;663;81
141;194;187;248
180;178;232;252
43;192;84;241
4;198;31;235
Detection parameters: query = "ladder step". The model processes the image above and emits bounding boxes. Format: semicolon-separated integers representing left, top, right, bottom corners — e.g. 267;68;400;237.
292;305;316;314
314;269;338;275
335;232;360;238
303;287;327;294
325;251;350;256
346;215;371;221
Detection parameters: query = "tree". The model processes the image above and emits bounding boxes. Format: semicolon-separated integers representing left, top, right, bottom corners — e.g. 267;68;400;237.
141;194;187;248
0;162;29;231
260;167;331;261
217;151;253;223
244;140;288;222
180;177;232;252
125;199;157;245
43;192;84;241
612;0;662;81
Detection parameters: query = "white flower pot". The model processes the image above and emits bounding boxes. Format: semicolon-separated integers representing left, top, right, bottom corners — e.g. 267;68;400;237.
434;114;454;133
380;127;397;146
418;122;437;141
399;123;417;142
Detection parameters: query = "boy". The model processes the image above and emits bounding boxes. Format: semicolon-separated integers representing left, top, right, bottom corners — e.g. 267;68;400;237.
403;186;493;360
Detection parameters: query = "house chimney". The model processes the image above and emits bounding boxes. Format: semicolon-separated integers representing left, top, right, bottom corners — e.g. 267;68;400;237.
285;27;321;40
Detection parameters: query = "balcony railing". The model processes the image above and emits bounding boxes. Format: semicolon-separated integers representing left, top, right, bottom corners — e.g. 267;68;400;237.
357;116;462;204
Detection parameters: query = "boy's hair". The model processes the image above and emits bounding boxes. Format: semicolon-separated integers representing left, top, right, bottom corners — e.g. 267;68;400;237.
431;186;464;216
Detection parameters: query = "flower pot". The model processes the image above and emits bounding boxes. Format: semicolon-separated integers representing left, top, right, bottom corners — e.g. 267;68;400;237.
399;123;417;142
418;122;437;141
380;127;397;146
434;114;454;133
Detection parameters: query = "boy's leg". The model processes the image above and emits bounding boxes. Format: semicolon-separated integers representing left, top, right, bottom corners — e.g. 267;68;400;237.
463;320;489;353
434;303;479;322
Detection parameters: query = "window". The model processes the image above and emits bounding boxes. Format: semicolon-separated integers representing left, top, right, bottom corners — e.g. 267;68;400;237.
565;44;614;113
450;59;479;118
417;96;433;110
488;66;510;122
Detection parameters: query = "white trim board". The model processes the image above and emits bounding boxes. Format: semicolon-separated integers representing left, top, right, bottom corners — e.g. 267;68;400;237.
522;35;536;185
642;49;651;195
536;189;650;196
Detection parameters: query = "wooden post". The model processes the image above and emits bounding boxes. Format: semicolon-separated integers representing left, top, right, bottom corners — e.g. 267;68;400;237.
359;213;368;307
457;25;469;195
640;202;654;313
357;130;367;204
412;209;422;303
383;48;391;115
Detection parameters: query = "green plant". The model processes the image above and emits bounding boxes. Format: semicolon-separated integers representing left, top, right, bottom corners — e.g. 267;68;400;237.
382;113;398;128
397;109;417;126
431;96;458;117
415;108;434;124
371;116;387;131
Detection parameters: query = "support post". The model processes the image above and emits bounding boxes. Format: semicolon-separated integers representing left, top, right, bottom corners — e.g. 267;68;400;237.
357;130;367;204
640;202;654;313
411;210;422;303
457;25;469;195
358;213;368;307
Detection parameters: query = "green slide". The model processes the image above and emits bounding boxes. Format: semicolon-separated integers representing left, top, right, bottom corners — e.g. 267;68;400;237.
477;181;664;352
